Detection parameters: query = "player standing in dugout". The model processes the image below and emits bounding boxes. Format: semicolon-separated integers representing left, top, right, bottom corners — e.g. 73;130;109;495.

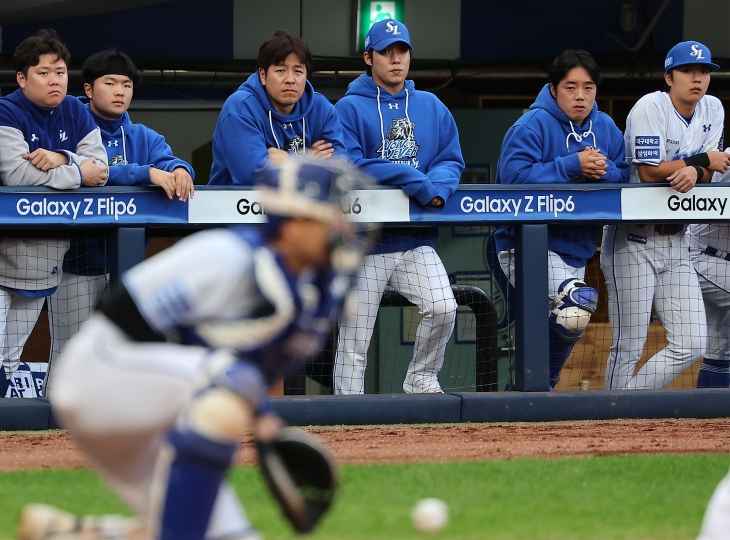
44;49;195;396
688;154;730;389
0;29;108;395
493;49;629;390
333;18;463;395
601;41;730;390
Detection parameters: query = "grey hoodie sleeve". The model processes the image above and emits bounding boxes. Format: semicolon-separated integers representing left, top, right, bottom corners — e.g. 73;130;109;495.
62;127;108;168
0;126;106;189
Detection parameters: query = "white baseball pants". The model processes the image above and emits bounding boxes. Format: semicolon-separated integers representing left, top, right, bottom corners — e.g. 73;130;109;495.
692;254;730;361
601;225;707;390
52;315;253;539
0;289;46;375
334;246;456;394
45;272;108;396
497;249;586;298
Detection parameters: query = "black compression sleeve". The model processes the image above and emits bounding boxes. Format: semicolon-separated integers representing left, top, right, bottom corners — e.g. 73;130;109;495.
684;153;711;168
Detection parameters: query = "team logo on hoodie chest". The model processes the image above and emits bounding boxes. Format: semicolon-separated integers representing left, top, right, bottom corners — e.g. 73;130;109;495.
378;118;419;167
285;136;305;155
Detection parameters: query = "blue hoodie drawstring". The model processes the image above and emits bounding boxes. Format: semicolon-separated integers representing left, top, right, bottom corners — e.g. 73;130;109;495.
376;86;413;159
566;120;596;151
120;124;128;164
404;88;413;140
301;117;306;152
376;87;386;160
268;111;281;150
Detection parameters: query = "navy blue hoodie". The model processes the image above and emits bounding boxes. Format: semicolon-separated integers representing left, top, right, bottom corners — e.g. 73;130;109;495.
336;74;464;253
208;73;346;185
494;84;629;267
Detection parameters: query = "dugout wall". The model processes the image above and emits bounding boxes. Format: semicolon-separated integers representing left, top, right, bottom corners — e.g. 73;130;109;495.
1;183;730;428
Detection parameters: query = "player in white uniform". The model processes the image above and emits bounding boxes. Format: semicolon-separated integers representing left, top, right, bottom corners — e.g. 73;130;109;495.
601;41;730;389
17;158;370;540
688;153;730;388
333;19;463;395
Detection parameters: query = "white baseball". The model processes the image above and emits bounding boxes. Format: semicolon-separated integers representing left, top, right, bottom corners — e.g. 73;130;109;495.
411;498;448;533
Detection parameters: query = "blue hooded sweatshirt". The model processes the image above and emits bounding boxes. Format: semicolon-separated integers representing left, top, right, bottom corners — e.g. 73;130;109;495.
493;84;629;267
208;73;346;185
63;99;195;275
83;98;194;184
336;74;464;254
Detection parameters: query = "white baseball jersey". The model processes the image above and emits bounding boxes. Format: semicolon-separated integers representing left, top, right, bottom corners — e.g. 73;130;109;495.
624;91;724;183
689;151;730;254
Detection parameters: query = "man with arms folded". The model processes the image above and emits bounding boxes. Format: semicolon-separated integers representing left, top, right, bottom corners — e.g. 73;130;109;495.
0;29;107;392
209;31;345;185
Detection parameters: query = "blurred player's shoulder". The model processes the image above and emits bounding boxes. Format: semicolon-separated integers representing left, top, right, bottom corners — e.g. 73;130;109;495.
129;228;257;283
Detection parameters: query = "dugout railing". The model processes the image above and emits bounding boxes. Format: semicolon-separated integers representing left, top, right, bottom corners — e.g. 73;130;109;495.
1;183;730;428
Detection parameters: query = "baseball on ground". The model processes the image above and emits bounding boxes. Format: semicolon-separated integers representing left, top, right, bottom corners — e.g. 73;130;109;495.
411;498;448;533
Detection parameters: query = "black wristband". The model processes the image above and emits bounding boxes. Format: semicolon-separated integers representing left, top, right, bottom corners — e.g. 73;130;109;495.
693;165;705;182
685;153;710;168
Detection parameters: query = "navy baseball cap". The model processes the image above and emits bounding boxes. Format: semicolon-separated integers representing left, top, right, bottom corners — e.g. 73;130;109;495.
364;19;412;52
664;41;720;72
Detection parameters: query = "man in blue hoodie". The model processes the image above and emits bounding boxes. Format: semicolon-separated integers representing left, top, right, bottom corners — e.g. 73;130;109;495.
333;19;463;395
494;49;629;390
209;31;346;185
0;29;108;392
44;49;195;394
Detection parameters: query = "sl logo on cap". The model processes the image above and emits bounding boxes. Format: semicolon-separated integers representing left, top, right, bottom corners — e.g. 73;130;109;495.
385;20;401;35
690;44;706;60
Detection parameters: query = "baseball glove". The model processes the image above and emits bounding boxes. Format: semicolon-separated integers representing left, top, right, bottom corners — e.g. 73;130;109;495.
256;429;338;533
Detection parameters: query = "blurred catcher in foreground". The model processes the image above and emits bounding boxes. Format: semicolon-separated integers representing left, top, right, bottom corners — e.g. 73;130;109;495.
17;157;375;540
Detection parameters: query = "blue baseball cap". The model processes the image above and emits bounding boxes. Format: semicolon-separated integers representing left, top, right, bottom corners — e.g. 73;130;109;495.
364;19;412;52
664;41;720;72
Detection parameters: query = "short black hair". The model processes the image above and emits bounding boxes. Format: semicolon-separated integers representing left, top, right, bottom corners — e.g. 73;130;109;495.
257;31;312;76
82;49;140;86
548;49;601;88
14;29;70;77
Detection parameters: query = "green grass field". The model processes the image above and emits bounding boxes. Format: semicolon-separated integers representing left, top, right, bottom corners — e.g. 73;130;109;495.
0;453;727;539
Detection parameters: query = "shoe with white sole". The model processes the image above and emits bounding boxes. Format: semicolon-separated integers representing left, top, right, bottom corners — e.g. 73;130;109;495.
17;504;143;540
403;383;444;394
18;504;264;540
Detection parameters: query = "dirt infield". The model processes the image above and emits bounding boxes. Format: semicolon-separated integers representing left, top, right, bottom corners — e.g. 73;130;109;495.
1;418;729;471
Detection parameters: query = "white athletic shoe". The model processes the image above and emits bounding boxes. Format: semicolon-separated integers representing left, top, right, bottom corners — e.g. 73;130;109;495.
17;504;144;540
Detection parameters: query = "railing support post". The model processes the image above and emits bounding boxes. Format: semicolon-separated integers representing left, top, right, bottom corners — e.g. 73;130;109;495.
108;228;146;285
515;224;550;391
